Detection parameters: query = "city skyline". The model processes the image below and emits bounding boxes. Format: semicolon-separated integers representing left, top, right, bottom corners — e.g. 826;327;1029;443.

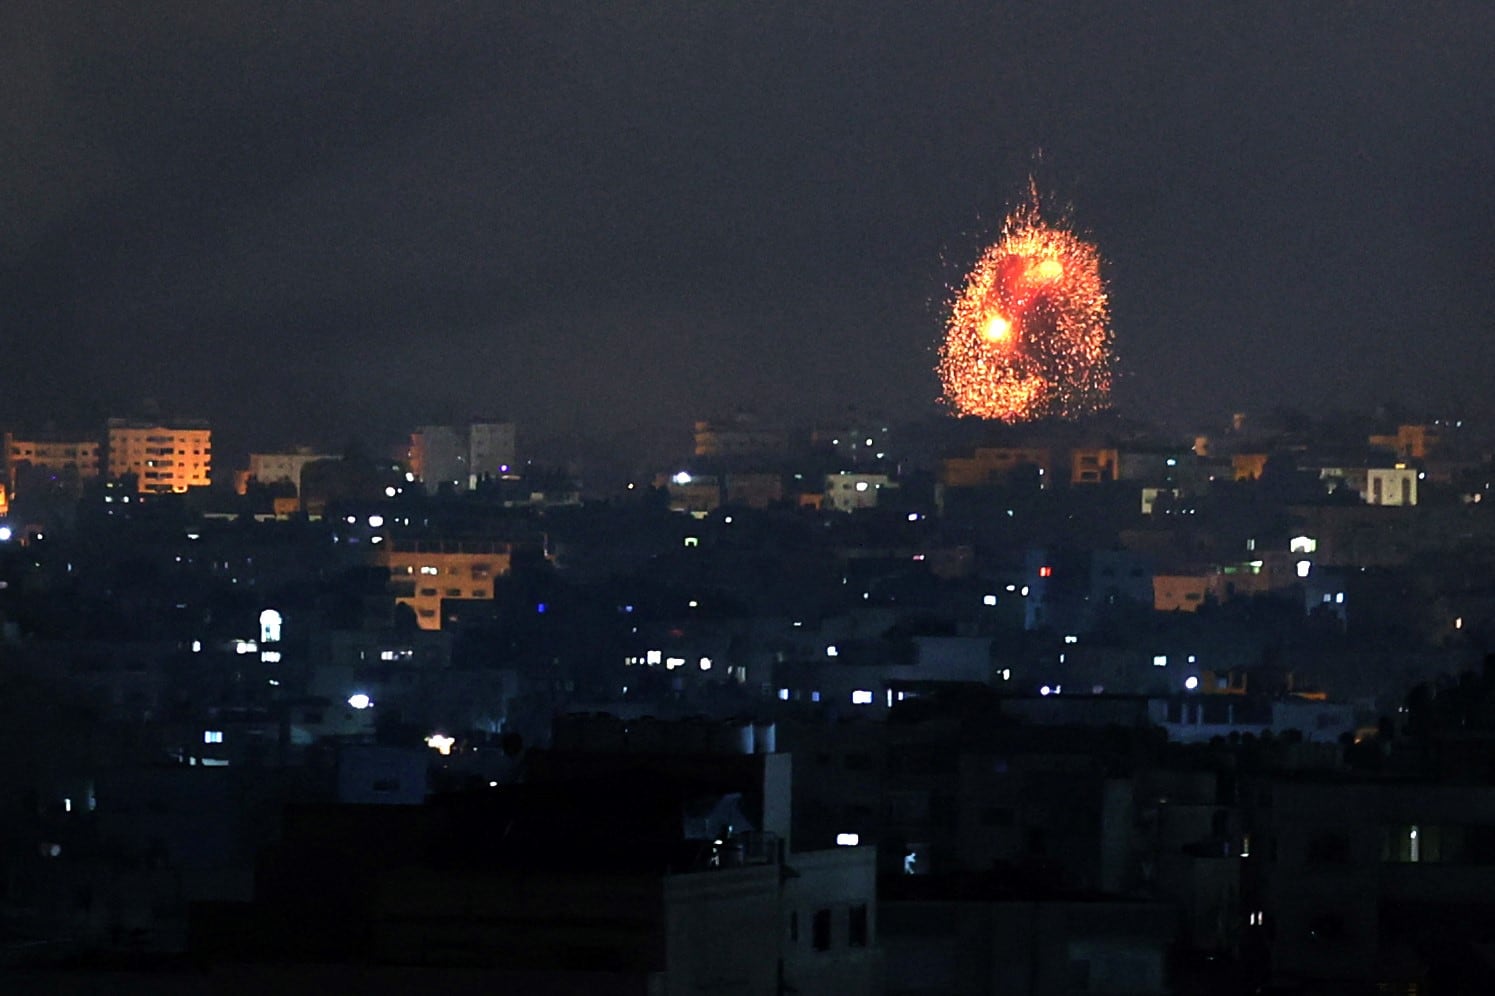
4;3;1491;451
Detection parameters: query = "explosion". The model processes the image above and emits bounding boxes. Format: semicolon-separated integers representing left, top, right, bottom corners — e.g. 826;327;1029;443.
937;183;1114;420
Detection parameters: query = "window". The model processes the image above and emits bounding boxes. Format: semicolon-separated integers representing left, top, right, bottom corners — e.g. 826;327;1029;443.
848;904;868;947
812;909;832;951
203;730;223;744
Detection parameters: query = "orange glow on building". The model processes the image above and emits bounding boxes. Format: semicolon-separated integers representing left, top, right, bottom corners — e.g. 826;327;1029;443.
373;539;513;630
107;418;211;494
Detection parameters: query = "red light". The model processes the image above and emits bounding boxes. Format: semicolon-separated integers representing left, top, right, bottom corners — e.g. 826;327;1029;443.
1038;566;1053;578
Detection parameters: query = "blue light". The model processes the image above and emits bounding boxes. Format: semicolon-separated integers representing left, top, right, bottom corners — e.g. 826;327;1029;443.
536;602;547;614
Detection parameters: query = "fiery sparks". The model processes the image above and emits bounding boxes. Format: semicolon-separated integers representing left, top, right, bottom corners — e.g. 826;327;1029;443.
937;183;1114;420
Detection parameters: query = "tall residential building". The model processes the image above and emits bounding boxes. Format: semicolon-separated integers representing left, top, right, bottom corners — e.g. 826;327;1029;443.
106;418;212;494
4;431;101;495
408;420;516;494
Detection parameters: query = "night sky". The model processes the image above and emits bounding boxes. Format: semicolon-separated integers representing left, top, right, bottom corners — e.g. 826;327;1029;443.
4;2;1492;457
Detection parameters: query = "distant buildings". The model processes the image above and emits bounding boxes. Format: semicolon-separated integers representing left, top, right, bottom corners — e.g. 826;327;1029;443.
408;420;516;494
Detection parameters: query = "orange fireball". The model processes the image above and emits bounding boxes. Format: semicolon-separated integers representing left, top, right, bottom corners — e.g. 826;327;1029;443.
937;184;1113;420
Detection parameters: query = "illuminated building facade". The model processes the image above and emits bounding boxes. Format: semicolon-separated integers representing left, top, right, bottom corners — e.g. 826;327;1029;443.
373;539;512;629
4;431;101;494
106;418;212;494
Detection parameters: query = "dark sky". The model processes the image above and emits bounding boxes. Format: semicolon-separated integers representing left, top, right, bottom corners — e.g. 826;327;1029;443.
3;2;1492;455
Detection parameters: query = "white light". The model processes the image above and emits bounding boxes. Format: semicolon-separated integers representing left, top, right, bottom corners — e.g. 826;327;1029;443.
370;535;383;544
0;526;11;542
811;691;821;702
368;515;384;528
1296;559;1311;578
983;594;997;606
1455;617;1464;630
672;471;692;485
836;833;860;846
260;650;282;663
688;599;698;607
778;688;790;701
425;733;455;755
908;512;920;521
235;640;258;655
1153;655;1167;667
826;645;839;657
646;650;663;665
1040;685;1052;696
1335;592;1345;604
1064;634;1078;644
345;516;357;525
405;471;416;482
666;657;685;670
347;693;372;710
191;640;202;653
699;657;712;670
1185;676;1200;690
855;481;869;492
1020;585;1030;596
204;730;223;744
723;515;733;524
259;608;282;643
851;690;873;705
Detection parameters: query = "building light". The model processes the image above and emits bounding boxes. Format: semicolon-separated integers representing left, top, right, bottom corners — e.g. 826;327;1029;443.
1040;685;1053;696
1455;617;1464;630
1185;676;1200;690
260;650;282;663
684;536;699;548
384;486;397;497
666;657;685;670
698;657;712;671
688;600;698;608
424;733;455;756
836;833;860;846
826;645;839;657
646;650;663;665
1153;655;1168;667
778;688;791;701
536;602;547;614
851;690;873;705
983;594;997;606
204;730;223;744
347;693;372;710
1020;586;1029;596
1038;565;1053;578
1063;634;1078;644
1000;669;1011;680
811;691;821;702
908;512;921;522
191;640;202;653
855;481;869;492
235;640;258;655
1296;559;1311;578
368;515;384;528
672;471;692;485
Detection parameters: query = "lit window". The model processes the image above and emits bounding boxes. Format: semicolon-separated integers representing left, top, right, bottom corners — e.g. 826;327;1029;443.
204;730;223;744
982;594;997;606
835;833;860;846
778;688;791;701
851;690;873;705
826;645;839;657
699;657;712;670
1185;676;1200;690
1153;655;1167;667
646;650;663;665
1038;565;1053;578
